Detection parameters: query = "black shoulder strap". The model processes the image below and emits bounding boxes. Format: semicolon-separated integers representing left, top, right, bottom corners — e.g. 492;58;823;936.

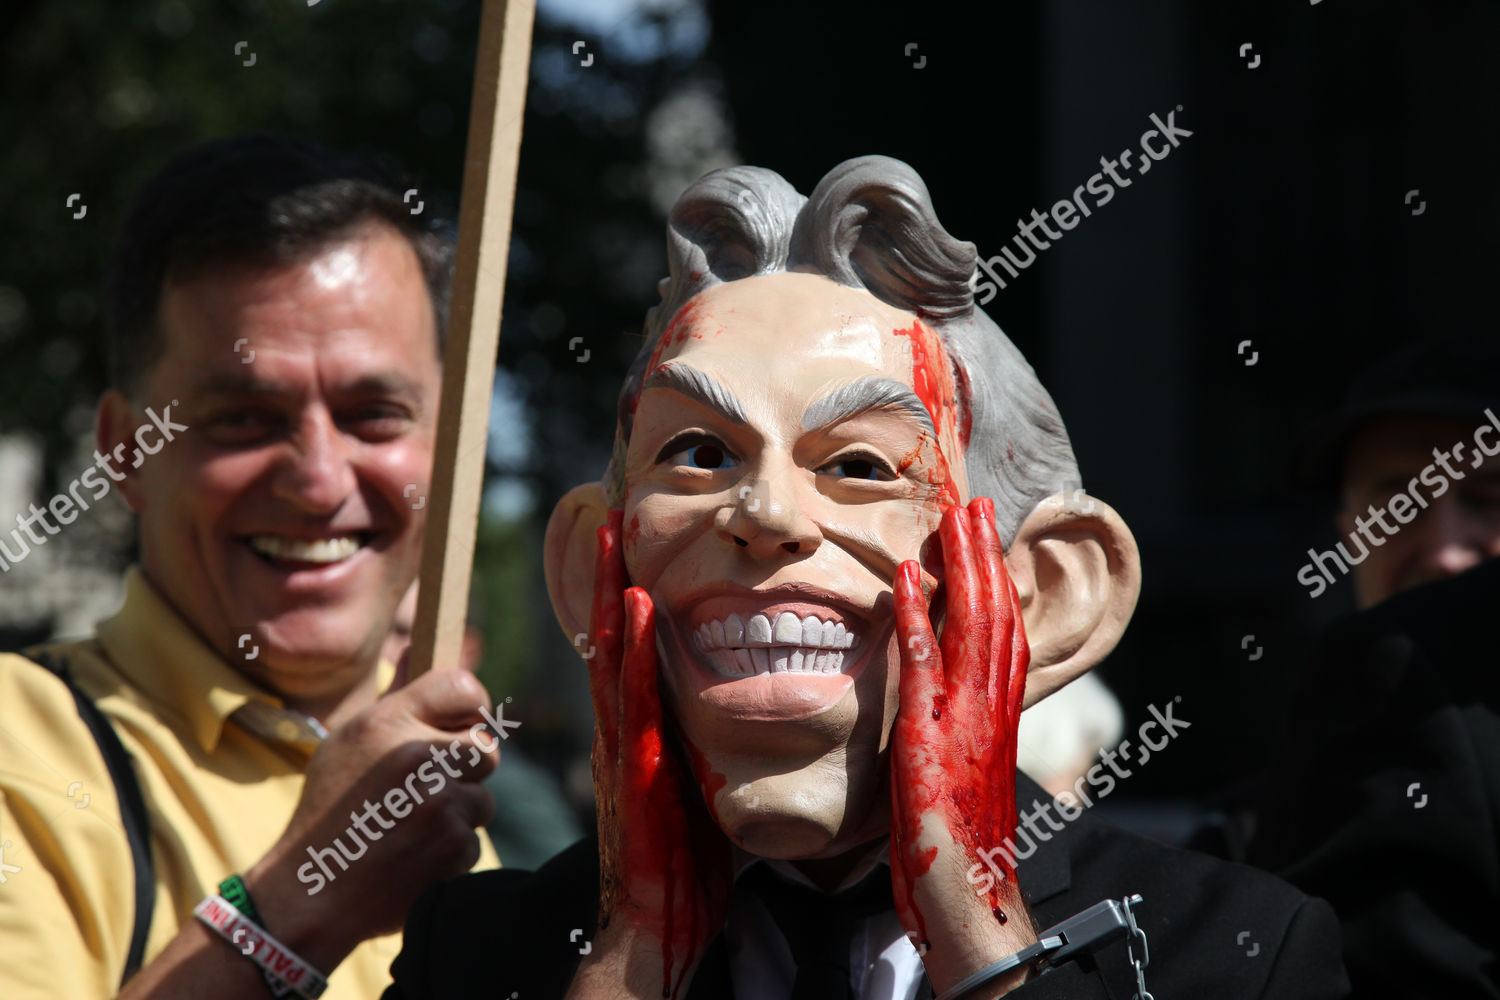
30;649;156;989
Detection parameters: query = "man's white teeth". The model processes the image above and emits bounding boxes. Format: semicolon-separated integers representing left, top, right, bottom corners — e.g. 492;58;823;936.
692;611;857;676
248;535;362;563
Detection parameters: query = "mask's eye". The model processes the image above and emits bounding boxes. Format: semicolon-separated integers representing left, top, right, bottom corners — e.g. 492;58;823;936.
819;453;896;482
658;434;739;471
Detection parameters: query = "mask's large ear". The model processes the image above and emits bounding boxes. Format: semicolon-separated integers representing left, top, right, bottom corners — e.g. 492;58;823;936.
544;483;611;645
1004;493;1141;708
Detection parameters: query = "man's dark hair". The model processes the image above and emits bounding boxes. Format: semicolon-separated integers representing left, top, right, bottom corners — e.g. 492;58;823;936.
105;132;452;396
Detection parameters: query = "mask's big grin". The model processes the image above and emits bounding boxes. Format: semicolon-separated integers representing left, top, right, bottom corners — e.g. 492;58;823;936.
664;590;887;723
689;611;859;676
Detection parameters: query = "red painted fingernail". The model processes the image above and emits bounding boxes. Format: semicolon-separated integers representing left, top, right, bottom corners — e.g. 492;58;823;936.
974;497;994;521
901;561;921;589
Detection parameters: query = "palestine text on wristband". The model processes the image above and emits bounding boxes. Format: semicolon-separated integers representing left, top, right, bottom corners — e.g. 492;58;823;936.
193;894;328;999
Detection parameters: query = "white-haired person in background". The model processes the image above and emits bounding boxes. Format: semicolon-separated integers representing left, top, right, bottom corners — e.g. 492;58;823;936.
1016;674;1124;802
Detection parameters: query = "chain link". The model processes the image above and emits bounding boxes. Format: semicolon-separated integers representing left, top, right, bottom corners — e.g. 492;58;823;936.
1122;893;1153;1000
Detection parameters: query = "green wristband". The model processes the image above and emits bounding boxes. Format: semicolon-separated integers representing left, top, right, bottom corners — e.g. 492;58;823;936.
218;874;263;927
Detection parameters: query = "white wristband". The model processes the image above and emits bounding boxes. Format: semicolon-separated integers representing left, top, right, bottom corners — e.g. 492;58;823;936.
194;894;329;999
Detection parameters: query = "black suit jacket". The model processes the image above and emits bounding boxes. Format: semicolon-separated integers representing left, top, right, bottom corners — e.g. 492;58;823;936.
386;773;1348;999
1247;559;1500;998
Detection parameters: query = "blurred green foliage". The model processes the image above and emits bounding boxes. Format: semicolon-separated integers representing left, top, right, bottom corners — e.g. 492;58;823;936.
471;512;538;700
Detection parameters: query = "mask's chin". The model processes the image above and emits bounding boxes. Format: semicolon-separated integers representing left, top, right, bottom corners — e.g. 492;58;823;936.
660;626;901;861
710;759;892;860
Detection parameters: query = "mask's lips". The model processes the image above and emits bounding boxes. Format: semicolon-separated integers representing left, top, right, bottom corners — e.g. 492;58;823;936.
663;592;887;723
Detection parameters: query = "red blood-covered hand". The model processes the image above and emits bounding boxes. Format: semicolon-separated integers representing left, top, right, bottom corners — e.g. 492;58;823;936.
568;510;730;999
891;497;1037;996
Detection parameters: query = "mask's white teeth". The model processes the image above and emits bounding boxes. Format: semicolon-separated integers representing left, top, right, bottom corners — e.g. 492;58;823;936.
772;612;802;644
689;610;860;674
249;534;362;564
750;647;770;674
692;612;860;652
702;645;847;677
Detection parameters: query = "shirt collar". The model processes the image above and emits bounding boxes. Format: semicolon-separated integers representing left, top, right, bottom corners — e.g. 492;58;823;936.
736;836;891;894
94;567;394;754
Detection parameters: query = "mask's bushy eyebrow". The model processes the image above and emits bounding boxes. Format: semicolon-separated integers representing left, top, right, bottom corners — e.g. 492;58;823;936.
642;362;749;425
802;376;936;436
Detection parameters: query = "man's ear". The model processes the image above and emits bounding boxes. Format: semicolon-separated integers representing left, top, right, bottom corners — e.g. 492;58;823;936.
1004;493;1141;709
96;390;145;512
544;483;610;646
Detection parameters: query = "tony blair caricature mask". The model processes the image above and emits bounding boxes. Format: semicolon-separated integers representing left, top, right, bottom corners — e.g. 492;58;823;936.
546;156;1141;861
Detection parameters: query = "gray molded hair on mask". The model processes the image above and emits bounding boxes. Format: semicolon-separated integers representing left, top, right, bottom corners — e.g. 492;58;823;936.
609;154;1080;544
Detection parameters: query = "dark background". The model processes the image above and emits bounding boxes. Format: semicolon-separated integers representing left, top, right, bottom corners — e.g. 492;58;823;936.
2;0;1494;819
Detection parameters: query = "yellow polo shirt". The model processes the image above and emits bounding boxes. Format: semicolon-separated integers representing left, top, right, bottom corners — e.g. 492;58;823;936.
0;568;498;1000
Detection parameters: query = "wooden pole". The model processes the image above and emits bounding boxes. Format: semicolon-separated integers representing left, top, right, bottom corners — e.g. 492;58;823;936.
407;0;535;679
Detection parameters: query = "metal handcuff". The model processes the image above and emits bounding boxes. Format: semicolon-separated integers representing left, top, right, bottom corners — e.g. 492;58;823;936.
932;894;1152;1000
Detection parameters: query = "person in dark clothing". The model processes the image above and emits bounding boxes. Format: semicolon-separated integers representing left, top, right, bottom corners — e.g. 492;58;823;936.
1245;337;1500;996
1250;558;1500;997
387;768;1349;999
385;155;1350;998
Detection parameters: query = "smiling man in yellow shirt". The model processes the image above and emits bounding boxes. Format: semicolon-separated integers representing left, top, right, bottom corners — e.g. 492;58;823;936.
0;133;499;1000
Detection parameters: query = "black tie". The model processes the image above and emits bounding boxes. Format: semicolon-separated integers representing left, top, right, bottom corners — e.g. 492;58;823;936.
740;862;895;1000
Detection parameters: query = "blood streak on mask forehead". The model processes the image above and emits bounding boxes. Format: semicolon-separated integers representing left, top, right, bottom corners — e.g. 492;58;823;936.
646;299;710;373
893;319;961;510
624;298;712;424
